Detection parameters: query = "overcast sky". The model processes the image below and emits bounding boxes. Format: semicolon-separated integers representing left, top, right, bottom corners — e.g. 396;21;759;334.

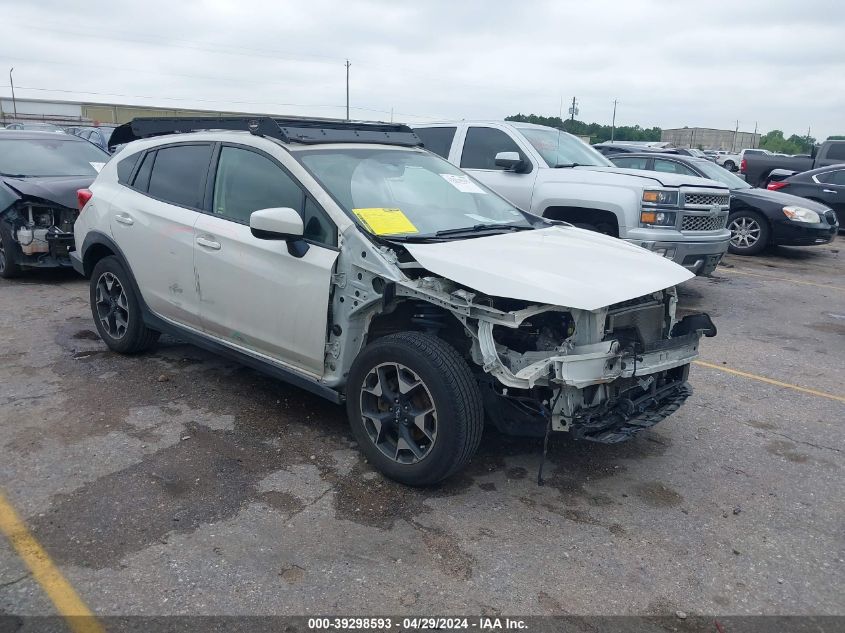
2;0;843;139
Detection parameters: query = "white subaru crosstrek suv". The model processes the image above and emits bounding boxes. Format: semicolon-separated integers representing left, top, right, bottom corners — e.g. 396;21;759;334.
71;117;716;486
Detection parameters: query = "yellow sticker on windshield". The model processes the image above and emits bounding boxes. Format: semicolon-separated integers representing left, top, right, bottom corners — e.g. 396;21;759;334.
352;208;419;235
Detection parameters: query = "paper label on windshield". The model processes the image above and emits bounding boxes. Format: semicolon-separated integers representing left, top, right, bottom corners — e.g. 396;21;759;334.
90;162;105;173
439;173;486;194
352;208;419;235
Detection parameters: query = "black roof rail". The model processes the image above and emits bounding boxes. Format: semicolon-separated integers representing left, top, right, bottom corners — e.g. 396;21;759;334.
108;116;422;150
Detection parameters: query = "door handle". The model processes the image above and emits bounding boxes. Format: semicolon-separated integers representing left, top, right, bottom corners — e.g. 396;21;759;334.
823;189;837;194
114;213;134;226
196;236;221;250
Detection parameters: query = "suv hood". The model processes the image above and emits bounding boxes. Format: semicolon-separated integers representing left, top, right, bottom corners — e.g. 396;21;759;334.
578;166;725;189
403;226;694;311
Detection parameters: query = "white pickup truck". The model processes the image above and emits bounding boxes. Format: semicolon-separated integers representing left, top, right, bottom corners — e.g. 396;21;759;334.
413;121;731;276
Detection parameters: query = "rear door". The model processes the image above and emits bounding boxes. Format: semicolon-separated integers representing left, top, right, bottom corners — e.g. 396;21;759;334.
815;169;845;219
457;126;537;210
193;143;339;376
110;143;212;329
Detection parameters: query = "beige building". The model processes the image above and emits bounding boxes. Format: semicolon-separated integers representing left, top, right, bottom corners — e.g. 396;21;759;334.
0;96;264;127
661;127;760;152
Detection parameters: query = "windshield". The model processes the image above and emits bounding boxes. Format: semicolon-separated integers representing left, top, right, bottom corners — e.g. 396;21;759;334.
518;127;612;167
296;148;532;238
0;138;109;177
693;159;751;189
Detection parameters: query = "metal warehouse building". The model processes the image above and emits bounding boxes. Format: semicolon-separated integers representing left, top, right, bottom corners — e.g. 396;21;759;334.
0;97;256;128
661;127;760;152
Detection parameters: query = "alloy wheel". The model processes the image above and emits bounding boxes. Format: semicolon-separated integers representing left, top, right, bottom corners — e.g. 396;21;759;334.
359;362;438;465
728;216;762;250
95;271;130;339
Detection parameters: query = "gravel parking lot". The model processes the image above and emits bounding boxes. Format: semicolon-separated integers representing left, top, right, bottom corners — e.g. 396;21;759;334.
1;246;843;619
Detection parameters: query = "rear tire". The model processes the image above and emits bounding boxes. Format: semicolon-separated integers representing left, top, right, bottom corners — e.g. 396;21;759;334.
346;332;484;486
0;224;23;279
89;256;159;354
723;160;736;171
727;210;769;256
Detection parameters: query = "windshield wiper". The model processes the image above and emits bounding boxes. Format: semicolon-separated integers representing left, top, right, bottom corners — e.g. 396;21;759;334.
0;173;30;178
553;163;585;168
433;223;532;238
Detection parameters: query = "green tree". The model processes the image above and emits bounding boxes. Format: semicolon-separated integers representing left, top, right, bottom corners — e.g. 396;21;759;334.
505;113;661;144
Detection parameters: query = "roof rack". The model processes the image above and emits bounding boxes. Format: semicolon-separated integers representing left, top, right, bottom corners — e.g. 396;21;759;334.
108;116;422;149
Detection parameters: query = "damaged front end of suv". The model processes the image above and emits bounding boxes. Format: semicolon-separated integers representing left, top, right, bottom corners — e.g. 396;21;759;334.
321;225;715;445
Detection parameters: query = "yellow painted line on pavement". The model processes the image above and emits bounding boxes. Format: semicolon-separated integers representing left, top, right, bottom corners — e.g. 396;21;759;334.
0;489;105;633
693;360;845;404
719;267;845;292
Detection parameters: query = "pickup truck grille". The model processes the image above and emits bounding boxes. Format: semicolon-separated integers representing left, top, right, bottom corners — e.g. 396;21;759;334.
681;214;728;231
683;192;730;207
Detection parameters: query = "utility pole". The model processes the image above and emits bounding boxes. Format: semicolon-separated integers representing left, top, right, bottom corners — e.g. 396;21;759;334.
732;119;739;152
611;99;617;142
806;125;812;153
753;121;758;148
9;67;17;119
345;59;351;121
570;96;577;123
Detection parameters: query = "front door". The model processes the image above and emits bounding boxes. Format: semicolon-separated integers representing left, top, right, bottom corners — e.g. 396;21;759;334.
193;144;339;377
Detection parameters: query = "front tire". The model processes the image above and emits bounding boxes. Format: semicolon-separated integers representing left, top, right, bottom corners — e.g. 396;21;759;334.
0;224;23;279
727;210;769;255
89;256;159;353
346;332;484;486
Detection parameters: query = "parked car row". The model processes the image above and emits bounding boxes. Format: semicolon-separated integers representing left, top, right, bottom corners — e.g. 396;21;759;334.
2;116;724;485
2;122;117;153
608;152;839;255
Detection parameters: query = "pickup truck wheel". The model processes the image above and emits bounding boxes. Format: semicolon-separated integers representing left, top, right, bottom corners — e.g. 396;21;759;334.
727;210;769;255
346;332;484;486
723;160;736;171
89;256;160;354
0;224;23;279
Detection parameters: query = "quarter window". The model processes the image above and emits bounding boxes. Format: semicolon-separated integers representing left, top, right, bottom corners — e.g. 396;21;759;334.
414;127;456;159
212;146;336;246
132;151;155;192
116;152;141;185
460;127;525;170
147;144;213;209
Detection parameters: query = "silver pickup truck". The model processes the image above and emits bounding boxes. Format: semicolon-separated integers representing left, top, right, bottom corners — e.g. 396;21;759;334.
414;121;731;275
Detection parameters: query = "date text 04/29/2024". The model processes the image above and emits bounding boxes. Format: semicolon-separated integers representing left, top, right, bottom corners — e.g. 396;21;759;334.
306;617;528;630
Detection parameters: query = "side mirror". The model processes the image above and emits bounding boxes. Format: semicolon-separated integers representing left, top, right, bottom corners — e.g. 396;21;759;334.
250;207;309;257
494;151;528;172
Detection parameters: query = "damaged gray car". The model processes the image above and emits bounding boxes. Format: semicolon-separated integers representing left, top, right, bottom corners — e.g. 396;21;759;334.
0;130;108;278
72;117;716;485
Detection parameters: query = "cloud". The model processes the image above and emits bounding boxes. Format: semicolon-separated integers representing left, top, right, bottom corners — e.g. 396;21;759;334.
1;0;843;138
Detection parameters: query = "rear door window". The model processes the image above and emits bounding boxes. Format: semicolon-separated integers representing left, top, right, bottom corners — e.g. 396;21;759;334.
146;144;213;209
414;127;457;159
